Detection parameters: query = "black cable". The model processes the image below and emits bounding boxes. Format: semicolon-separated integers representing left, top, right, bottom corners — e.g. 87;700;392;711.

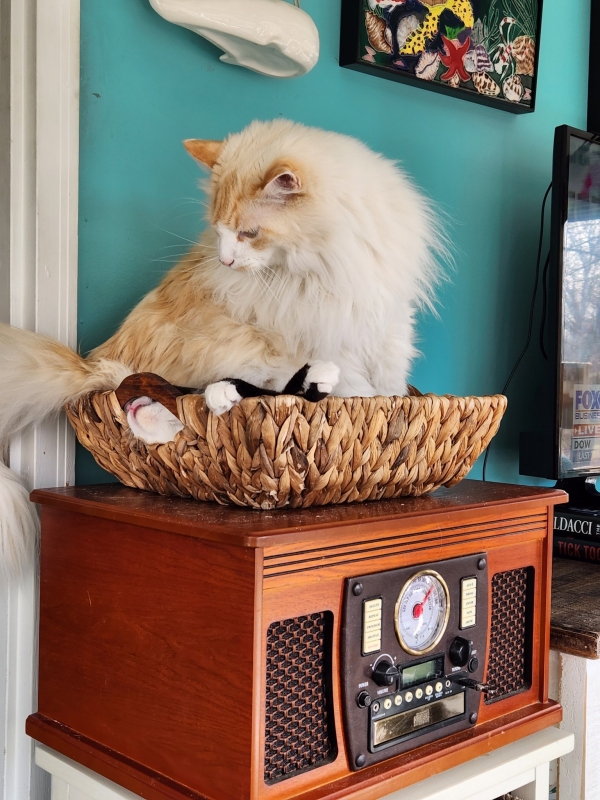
482;181;552;481
539;251;551;360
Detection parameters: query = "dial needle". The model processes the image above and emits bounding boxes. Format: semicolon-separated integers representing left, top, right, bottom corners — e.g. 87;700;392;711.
413;585;434;619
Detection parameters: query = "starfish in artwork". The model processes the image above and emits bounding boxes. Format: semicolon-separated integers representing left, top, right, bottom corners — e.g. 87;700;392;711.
439;35;471;83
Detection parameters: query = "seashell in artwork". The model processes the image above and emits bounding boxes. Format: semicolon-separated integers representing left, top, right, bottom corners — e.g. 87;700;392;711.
463;44;493;74
415;50;440;81
472;71;500;96
512;35;535;76
447;72;461;88
385;24;393;49
463;50;476;72
471;19;485;47
397;14;420;51
503;74;523;103
365;11;392;54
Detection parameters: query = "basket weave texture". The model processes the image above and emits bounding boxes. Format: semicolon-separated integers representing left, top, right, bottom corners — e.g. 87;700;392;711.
67;390;507;509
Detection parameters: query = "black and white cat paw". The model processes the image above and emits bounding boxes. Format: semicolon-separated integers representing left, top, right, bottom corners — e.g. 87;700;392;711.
125;396;184;444
305;361;340;396
204;380;243;415
282;361;340;402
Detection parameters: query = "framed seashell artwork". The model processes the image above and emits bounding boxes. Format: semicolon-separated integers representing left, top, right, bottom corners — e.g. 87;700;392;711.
339;0;542;112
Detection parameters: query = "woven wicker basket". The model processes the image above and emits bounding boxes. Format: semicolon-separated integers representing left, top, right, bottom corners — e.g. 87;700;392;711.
66;381;506;510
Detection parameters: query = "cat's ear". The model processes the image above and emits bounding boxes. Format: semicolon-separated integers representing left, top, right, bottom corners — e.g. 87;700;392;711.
261;164;302;203
183;139;223;169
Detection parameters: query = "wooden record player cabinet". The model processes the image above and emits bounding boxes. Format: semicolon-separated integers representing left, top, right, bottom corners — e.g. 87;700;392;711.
27;481;566;800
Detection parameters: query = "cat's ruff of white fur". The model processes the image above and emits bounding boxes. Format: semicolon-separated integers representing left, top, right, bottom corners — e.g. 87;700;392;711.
204;120;445;398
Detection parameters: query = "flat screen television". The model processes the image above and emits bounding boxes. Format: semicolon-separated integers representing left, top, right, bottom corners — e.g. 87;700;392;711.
520;125;600;497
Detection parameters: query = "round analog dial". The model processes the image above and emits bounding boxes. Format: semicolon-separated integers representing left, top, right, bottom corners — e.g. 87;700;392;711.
394;571;450;655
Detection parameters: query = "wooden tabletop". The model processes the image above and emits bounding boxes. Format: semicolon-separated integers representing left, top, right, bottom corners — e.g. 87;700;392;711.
31;480;566;548
551;557;600;659
32;480;596;655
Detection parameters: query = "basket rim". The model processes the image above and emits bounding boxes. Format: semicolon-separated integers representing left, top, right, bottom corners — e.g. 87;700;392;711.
72;388;508;404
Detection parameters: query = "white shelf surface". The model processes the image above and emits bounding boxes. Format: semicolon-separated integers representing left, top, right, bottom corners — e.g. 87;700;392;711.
36;727;573;800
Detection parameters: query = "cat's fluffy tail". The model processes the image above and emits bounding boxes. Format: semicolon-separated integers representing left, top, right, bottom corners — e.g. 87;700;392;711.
0;461;39;578
0;324;131;577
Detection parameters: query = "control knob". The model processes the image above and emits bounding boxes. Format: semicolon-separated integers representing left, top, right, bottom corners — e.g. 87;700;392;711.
356;691;372;708
371;660;399;687
449;636;473;667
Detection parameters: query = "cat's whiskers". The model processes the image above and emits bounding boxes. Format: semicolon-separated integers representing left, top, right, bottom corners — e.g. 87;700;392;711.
154;227;200;246
248;271;264;301
151;260;182;266
179;195;210;209
258;265;286;303
254;268;281;306
164;197;209;212
151;238;218;266
163;209;209;224
157;244;196;252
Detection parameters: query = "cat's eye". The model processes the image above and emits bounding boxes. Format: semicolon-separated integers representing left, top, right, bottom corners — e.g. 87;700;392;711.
239;228;259;239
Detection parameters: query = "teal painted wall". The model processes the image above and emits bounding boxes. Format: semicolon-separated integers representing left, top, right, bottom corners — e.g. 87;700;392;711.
77;0;590;484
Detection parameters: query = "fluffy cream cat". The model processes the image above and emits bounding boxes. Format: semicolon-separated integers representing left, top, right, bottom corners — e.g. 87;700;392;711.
0;118;444;575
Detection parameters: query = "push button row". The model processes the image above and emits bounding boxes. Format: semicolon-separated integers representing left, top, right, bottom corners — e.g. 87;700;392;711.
365;680;449;712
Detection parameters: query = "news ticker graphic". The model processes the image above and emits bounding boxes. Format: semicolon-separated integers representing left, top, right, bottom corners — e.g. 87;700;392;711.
571;385;600;467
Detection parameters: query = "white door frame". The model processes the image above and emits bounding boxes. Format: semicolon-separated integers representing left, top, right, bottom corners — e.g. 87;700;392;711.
0;0;80;798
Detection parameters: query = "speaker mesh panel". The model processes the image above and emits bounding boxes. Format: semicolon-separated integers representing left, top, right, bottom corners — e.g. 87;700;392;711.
486;567;531;703
264;612;335;784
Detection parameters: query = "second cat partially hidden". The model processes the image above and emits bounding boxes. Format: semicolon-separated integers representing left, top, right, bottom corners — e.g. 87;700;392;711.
124;361;340;443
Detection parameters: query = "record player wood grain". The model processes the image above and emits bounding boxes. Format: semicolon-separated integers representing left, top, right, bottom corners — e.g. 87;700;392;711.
27;481;566;800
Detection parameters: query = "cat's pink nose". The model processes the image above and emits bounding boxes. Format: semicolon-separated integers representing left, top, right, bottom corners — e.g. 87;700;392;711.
220;257;234;267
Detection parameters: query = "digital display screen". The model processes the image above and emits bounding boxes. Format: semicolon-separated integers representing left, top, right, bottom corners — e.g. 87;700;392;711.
372;692;465;747
401;657;443;689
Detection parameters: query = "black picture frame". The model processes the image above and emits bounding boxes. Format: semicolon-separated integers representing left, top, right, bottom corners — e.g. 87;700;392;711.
340;0;543;113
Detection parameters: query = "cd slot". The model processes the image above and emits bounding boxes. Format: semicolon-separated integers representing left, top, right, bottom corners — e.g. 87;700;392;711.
372;692;466;748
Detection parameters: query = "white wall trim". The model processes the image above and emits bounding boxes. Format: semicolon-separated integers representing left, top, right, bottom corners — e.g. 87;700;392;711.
0;0;80;798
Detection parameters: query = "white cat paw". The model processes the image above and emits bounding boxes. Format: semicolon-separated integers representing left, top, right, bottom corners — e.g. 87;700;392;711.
204;381;243;415
125;396;184;444
305;361;340;395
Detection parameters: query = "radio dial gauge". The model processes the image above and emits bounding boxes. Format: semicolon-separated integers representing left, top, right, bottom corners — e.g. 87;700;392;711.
395;570;450;655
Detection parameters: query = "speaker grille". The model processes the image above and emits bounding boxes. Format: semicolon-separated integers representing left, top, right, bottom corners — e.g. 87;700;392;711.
486;567;532;703
264;612;336;784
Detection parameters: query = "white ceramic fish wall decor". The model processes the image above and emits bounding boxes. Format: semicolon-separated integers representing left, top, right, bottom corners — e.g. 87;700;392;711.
148;0;319;78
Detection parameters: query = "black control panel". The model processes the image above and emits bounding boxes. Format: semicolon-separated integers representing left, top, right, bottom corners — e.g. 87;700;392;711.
341;554;489;770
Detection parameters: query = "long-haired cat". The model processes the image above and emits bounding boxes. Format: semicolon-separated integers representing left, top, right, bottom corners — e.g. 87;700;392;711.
0;119;444;575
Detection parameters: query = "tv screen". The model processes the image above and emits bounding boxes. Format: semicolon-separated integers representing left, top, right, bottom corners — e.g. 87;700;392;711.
557;131;600;476
520;126;600;481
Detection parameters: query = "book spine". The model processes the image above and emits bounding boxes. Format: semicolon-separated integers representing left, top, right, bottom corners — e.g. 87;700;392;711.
553;510;600;540
554;535;600;562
